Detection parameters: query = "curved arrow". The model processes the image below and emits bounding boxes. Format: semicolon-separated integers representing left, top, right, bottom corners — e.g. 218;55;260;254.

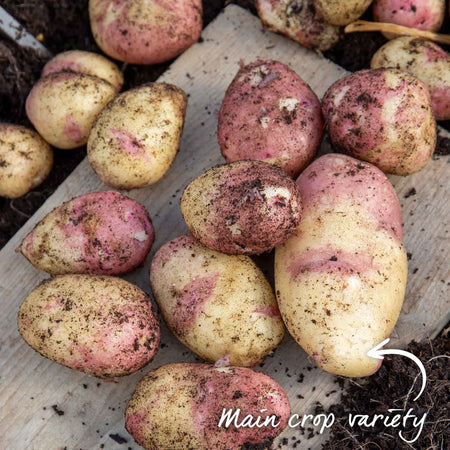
367;338;427;401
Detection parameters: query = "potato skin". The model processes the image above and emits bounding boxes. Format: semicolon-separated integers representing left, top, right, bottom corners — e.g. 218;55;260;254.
0;124;53;199
371;36;450;121
26;72;117;150
180;160;302;255
42;50;124;92
315;0;373;26
275;154;407;377
87;83;187;190
150;234;284;366
19;191;154;275
125;363;290;450
256;0;340;52
218;59;323;177
322;68;436;175
18;275;160;378
89;0;202;65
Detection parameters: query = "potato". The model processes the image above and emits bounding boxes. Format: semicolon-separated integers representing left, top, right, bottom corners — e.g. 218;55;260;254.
371;36;450;121
42;50;124;92
322;68;436;175
256;0;340;52
315;0;373;26
89;0;202;65
18;191;154;275
126;363;290;450
150;234;284;367
18;275;160;378
180;160;302;255
26;72;117;150
275;154;407;377
87;83;187;190
218;59;323;177
0;124;53;199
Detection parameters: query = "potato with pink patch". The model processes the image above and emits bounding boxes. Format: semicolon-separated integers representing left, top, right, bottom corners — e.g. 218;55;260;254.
125;363;290;450
218;59;323;177
18;191;154;275
322;68;436;175
275;154;408;377
89;0;202;65
88;83;187;189
150;234;284;367
18;275;160;378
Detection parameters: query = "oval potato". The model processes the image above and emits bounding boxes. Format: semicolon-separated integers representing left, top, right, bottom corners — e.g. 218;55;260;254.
150;234;284;366
126;363;290;450
275;154;407;377
18;275;160;378
315;0;373;26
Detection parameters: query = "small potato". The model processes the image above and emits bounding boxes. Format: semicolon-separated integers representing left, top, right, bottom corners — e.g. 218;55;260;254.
180;160;302;255
26;72;117;149
275;154;407;377
218;59;323;177
19;191;154;275
126;363;290;450
42;50;124;92
371;36;450;121
150;234;284;367
89;0;202;65
315;0;373;26
87;83;187;190
322;68;436;175
0;124;53;199
256;0;340;52
18;275;160;378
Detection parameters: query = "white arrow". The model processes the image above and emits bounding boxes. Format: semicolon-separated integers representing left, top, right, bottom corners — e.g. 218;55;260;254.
367;338;427;401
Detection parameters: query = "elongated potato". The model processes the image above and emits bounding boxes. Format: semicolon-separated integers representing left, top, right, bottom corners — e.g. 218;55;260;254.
126;363;290;450
275;154;407;377
18;191;154;275
150;234;284;366
18;275;160;378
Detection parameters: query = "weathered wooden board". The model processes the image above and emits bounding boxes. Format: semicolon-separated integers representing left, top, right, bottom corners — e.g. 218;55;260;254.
0;5;448;449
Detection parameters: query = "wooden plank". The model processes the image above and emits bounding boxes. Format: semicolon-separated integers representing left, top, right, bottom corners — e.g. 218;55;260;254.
0;5;448;449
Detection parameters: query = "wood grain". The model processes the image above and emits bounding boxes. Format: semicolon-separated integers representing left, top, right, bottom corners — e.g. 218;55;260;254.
0;5;448;449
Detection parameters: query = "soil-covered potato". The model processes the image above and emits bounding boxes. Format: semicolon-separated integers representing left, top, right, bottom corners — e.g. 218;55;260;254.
0;124;53;199
18;274;160;378
180;160;302;255
125;363;290;450
218;59;323;177
150;234;284;367
315;0;373;26
87;83;187;190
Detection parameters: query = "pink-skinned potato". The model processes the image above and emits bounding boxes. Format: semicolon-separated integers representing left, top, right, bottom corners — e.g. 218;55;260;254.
89;0;202;65
322;68;436;175
275;154;407;377
218;59;323;177
42;50;124;92
150;234;284;367
125;363;290;450
26;72;117;149
180;160;302;255
18;190;154;275
18;275;160;378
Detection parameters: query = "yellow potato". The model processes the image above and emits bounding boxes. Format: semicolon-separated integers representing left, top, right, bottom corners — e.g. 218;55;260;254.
315;0;373;26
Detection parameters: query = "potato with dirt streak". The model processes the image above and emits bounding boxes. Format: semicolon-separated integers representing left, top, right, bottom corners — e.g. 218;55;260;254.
371;36;450;121
0;124;53;199
87;83;187;190
125;363;290;450
315;0;373;26
18;275;160;378
322;68;436;175
180;160;302;255
89;0;202;65
150;234;284;367
18;191;154;275
218;59;323;178
275;154;407;377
